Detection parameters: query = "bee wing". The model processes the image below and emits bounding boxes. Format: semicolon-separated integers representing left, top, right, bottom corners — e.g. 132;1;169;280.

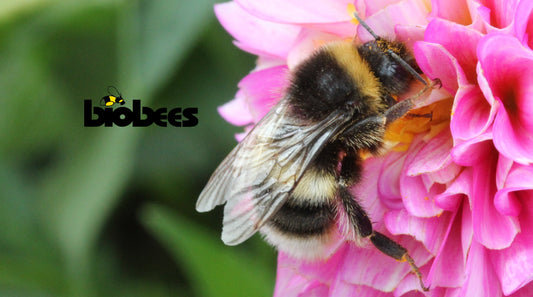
196;99;348;245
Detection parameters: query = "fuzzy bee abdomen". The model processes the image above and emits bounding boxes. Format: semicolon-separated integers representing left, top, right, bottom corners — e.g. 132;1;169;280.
269;200;335;236
259;167;340;259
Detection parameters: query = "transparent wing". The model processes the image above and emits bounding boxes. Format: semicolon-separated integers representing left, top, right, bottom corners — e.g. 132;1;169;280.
196;99;349;245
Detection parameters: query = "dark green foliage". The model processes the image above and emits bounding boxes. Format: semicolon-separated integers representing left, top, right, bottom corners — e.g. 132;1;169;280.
0;1;275;296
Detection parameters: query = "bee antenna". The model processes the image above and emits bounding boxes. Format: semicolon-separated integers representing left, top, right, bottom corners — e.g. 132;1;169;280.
353;12;427;86
353;12;380;40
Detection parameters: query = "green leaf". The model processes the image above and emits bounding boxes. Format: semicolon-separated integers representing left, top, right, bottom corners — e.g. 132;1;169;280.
118;0;216;97
142;205;274;297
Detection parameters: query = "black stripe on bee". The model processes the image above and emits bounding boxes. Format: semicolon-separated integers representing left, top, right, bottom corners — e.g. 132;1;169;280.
268;200;336;237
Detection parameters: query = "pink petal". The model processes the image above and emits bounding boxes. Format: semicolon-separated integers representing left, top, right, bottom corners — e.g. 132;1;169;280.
495;163;533;216
426;206;467;288
450;133;493;166
407;129;453;176
400;140;444;217
423;161;462;186
395;24;425;49
384;209;452;255
413;42;465;95
467;0;490;32
490;195;533;295
354;156;389;223
304;21;357;37
476;0;520;30
235;0;352;24
237;65;289;122
461;198;474;264
513;0;533;49
430;0;472;25
298;282;329;297
424;18;483;84
329;279;391;297
274;265;327;297
360;0;402;16
460;241;502;297
339;235;431;292
356;0;430;42
215;2;300;59
218;90;253;126
286;29;341;69
377;152;406;211
279;244;347;284
509;282;533;297
471;148;520;249
495;155;513;189
450;85;496;141
434;168;472;211
478;34;533;164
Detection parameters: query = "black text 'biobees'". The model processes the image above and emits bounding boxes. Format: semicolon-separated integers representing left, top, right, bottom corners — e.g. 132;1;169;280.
83;87;198;127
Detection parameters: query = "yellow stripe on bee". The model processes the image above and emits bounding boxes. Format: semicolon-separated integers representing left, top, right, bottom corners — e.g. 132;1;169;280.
325;42;385;114
291;168;337;205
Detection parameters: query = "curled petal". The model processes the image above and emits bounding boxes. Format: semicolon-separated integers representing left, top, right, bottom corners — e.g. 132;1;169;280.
475;0;520;31
424;18;483;84
451;133;493;166
451;85;496;141
413;42;467;95
478;34;533;164
434;167;471;211
495;163;533;216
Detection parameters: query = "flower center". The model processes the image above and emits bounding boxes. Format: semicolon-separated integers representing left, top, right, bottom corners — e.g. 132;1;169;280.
384;99;453;151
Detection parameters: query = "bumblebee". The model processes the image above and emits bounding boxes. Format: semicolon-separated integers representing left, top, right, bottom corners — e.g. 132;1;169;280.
197;13;440;291
100;86;125;107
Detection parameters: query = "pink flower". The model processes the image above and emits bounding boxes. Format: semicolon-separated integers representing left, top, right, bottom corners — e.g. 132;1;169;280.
214;0;533;296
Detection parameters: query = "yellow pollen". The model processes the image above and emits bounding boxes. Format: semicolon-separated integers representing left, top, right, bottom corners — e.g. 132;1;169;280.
347;4;359;25
384;99;453;151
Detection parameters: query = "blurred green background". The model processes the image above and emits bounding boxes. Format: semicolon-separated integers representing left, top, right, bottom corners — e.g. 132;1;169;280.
0;0;277;296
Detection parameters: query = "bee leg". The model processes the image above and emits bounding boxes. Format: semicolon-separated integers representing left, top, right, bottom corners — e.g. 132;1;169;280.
369;231;430;291
405;110;433;120
338;184;373;238
338;177;429;291
384;78;441;125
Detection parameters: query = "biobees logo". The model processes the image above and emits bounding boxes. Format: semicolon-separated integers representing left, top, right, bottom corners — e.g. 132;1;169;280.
84;86;198;127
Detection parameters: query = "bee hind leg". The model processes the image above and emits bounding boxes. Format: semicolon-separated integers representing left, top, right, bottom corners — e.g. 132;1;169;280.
369;231;430;291
338;179;429;291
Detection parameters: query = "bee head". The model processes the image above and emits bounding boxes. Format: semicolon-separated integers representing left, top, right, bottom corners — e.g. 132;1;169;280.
357;39;419;95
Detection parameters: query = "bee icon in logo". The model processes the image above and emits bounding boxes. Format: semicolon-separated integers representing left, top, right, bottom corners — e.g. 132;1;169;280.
100;86;125;107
